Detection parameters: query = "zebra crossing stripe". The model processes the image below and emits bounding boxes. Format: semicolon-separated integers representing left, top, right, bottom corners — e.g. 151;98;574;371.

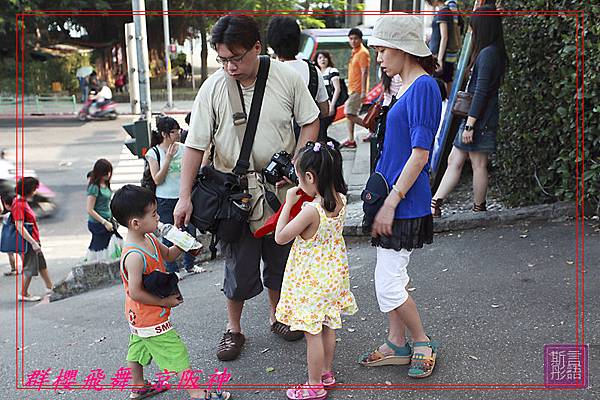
111;145;144;187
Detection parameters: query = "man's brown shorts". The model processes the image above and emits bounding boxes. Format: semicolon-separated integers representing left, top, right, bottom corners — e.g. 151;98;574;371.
220;224;291;301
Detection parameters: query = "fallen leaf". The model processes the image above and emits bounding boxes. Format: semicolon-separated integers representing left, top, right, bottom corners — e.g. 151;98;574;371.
442;268;448;272
360;317;367;321
519;234;528;238
468;355;479;360
527;263;535;267
491;304;501;308
352;285;359;289
260;348;270;354
347;328;356;333
385;381;392;385
336;338;341;342
94;336;106;343
265;367;275;373
566;260;574;265
498;235;504;239
407;287;416;292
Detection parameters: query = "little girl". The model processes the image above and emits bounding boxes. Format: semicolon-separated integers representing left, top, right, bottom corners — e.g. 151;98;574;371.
85;158;122;262
275;141;358;400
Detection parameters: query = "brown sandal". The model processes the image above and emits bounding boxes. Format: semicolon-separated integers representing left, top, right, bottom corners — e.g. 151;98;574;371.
472;202;487;212
217;329;245;361
431;198;444;218
271;321;304;342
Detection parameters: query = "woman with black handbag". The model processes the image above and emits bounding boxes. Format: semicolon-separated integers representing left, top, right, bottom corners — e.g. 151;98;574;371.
431;6;508;217
359;14;442;379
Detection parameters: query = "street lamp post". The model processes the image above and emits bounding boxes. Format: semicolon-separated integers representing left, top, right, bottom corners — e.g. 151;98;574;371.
162;0;174;109
132;0;152;122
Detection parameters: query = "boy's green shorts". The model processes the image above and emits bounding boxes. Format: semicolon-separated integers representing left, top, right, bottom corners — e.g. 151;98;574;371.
126;329;190;373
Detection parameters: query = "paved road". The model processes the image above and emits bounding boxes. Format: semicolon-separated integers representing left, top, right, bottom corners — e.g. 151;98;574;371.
0;116;190;291
0;219;597;399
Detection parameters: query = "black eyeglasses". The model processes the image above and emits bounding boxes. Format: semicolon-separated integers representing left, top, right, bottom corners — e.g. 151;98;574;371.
216;48;253;65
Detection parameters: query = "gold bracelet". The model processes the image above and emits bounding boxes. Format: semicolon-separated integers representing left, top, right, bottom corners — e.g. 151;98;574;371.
391;184;405;200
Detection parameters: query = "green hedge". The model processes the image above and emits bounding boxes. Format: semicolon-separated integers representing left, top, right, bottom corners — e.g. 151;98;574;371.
495;1;599;213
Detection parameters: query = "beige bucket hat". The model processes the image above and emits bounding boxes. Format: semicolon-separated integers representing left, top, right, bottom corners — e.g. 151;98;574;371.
368;13;432;57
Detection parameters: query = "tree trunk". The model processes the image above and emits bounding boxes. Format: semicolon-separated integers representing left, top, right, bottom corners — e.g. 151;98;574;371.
199;16;208;84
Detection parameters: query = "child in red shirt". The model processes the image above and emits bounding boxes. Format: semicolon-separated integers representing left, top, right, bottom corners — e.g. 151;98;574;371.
12;177;53;301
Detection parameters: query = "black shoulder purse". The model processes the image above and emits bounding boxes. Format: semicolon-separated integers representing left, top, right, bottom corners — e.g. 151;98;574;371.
190;56;270;258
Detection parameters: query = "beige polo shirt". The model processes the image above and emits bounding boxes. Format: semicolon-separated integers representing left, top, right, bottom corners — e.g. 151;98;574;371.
186;59;320;173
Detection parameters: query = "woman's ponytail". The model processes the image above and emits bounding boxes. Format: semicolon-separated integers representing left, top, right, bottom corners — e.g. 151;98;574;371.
150;129;162;147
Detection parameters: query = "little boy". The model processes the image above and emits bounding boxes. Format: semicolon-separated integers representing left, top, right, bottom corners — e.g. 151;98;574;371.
110;185;230;400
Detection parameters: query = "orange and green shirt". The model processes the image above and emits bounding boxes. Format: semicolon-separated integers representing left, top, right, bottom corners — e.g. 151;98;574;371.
120;234;172;337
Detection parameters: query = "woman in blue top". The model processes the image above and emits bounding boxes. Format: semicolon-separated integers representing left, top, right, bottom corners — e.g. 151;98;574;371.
431;6;508;216
147;116;203;277
359;14;441;379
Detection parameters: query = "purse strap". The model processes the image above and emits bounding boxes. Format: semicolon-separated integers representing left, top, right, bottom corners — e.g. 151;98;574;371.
225;55;270;176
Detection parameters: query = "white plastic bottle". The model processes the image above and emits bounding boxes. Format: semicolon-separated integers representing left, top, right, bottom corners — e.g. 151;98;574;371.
157;223;203;252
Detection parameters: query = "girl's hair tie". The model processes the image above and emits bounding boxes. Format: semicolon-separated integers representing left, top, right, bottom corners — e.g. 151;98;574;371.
313;142;322;152
326;141;335;149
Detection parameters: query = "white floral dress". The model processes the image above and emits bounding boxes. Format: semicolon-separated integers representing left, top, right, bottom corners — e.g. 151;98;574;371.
275;195;358;335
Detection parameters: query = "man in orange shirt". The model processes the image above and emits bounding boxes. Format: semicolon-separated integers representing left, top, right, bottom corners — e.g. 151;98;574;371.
341;28;370;149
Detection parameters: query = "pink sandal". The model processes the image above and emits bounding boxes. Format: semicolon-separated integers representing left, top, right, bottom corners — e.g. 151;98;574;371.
286;382;328;400
321;371;336;389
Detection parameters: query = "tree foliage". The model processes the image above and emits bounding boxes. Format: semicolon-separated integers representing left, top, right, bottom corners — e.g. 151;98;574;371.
495;1;598;213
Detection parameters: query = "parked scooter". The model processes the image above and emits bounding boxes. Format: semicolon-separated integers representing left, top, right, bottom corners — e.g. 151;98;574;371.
0;150;56;219
77;88;118;121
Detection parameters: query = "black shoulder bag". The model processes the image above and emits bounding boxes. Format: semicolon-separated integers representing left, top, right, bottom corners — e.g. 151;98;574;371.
190;56;270;258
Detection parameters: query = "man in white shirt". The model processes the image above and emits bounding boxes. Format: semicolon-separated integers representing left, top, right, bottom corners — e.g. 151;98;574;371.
174;15;319;362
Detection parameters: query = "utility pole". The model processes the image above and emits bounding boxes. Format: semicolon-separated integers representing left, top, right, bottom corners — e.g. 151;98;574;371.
124;22;140;115
162;0;174;109
189;32;195;91
132;0;152;122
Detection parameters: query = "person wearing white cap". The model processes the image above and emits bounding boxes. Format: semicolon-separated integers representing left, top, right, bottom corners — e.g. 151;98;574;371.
359;14;442;379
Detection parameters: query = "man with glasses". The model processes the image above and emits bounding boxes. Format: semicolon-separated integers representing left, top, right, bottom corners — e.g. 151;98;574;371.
175;15;320;362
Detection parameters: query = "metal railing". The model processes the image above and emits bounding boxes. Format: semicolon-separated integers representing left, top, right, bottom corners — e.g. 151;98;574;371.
0;95;77;115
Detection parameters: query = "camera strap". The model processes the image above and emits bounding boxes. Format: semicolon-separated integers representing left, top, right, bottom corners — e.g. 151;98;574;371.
225;55;271;177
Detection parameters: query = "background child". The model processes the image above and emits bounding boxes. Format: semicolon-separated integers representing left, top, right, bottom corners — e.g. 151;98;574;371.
12;177;53;301
86;158;123;262
110;185;230;400
275;141;357;400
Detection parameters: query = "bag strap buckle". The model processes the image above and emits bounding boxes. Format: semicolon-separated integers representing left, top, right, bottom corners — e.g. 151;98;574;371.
232;112;247;126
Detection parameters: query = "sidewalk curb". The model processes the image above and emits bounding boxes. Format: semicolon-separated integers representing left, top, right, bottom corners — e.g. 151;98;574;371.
0;110;191;120
49;233;214;302
50;201;576;302
343;201;577;236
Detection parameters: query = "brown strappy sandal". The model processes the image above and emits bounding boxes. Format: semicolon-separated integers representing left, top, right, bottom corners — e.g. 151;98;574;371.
472;201;487;212
431;198;444;218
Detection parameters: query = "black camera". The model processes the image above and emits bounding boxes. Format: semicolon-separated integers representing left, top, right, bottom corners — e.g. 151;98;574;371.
263;151;298;185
